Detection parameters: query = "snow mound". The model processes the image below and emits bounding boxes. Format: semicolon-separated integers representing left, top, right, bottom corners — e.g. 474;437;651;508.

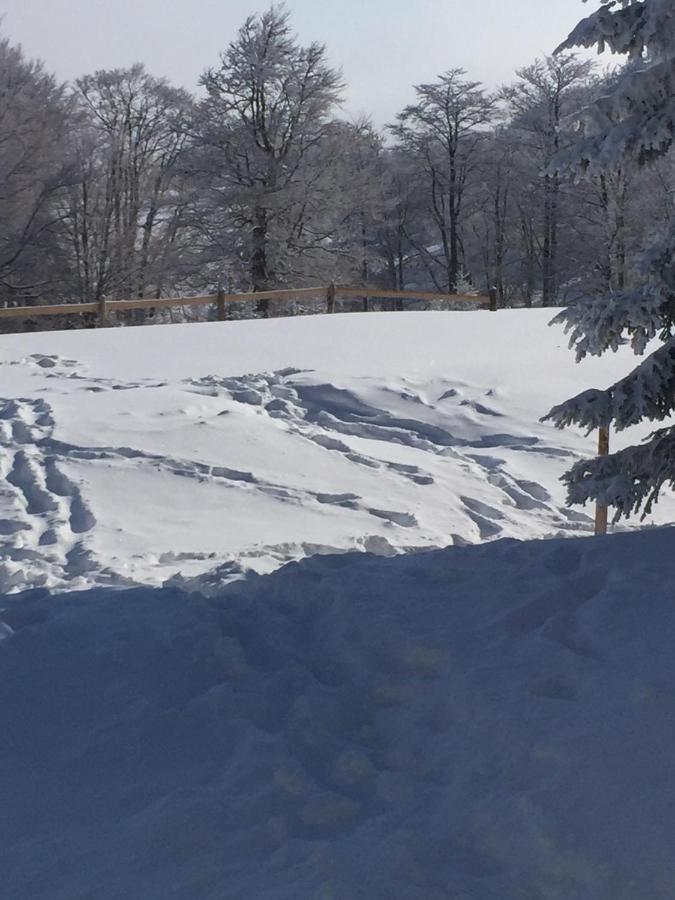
2;527;675;899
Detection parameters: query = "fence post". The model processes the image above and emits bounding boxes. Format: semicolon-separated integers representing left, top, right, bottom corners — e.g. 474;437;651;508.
217;288;226;321
594;425;610;536
489;286;498;312
327;282;336;314
98;297;107;327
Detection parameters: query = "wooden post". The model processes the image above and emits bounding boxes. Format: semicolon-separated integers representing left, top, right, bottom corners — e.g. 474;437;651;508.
489;286;498;312
594;425;610;536
327;282;336;314
98;297;107;327
217;288;226;321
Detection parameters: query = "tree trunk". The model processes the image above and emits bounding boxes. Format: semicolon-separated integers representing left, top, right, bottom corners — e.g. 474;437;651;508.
361;221;369;311
542;175;553;306
520;210;535;307
494;181;508;306
548;174;559;305
396;224;405;310
615;169;627;290
541;177;560;307
251;206;270;317
599;174;613;293
449;160;459;293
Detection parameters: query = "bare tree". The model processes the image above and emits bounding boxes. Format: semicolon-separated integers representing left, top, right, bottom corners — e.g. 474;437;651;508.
63;65;194;314
390;69;496;293
375;149;415;300
194;4;343;315
467;126;519;305
0;38;74;310
503;56;593;306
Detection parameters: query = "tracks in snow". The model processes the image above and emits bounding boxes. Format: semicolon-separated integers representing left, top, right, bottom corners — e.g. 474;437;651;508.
0;357;596;593
0;397;100;592
187;369;594;546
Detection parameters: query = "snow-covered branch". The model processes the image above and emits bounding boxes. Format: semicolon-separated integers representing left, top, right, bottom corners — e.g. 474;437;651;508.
545;336;675;431
550;285;667;360
563;423;675;518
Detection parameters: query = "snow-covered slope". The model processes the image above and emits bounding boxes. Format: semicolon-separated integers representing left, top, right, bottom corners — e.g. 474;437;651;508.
0;310;673;592
2;527;675;899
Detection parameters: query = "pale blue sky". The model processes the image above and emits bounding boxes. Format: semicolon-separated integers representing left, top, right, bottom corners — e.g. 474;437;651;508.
1;0;598;123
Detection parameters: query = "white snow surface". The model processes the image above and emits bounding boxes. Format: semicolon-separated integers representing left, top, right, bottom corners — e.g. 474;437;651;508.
0;310;673;593
2;312;675;898
2;527;675;899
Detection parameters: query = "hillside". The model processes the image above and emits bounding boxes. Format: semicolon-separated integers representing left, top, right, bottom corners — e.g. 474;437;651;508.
1;310;672;593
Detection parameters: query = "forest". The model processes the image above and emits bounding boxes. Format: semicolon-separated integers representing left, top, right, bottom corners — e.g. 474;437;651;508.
0;4;670;326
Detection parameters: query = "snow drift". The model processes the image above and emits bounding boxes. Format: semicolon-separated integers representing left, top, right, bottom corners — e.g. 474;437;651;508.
2;527;675;899
1;310;673;594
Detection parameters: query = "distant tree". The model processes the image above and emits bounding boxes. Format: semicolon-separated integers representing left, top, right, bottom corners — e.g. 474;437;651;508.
503;55;594;306
390;69;496;293
194;4;343;316
467;125;518;305
374;148;416;299
62;65;194;314
318;119;394;304
545;0;675;520
0;37;74;310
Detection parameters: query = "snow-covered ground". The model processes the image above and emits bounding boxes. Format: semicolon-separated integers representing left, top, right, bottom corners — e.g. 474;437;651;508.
2;527;675;899
2;311;675;898
0;310;672;593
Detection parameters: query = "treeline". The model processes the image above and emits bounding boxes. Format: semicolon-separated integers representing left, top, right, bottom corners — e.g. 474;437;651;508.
1;5;672;326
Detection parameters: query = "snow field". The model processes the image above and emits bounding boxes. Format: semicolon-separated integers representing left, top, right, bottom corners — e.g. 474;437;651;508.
1;310;672;593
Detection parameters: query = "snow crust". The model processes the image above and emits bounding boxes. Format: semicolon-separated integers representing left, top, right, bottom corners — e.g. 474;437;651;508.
2;527;675;899
1;311;673;593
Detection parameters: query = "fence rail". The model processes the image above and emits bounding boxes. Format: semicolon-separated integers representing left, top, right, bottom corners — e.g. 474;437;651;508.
0;284;495;323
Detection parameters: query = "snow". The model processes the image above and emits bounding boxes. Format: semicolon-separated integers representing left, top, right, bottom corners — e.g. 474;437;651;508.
1;310;673;593
2;310;675;897
2;526;675;899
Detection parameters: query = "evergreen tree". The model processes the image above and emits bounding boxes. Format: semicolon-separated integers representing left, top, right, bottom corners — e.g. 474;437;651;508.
544;0;675;520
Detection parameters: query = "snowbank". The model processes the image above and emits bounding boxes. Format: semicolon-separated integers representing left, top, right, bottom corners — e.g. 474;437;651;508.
2;527;675;899
1;311;673;593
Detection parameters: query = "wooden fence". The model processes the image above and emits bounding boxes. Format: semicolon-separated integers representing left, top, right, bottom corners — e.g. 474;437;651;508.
0;283;496;324
0;281;611;536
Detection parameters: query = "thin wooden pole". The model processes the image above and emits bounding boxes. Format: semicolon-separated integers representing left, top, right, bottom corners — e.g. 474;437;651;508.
595;425;610;536
327;282;336;314
97;297;108;327
217;288;226;321
489;286;498;312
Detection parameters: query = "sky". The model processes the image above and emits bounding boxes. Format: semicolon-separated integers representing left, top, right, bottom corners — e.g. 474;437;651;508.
0;0;598;125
